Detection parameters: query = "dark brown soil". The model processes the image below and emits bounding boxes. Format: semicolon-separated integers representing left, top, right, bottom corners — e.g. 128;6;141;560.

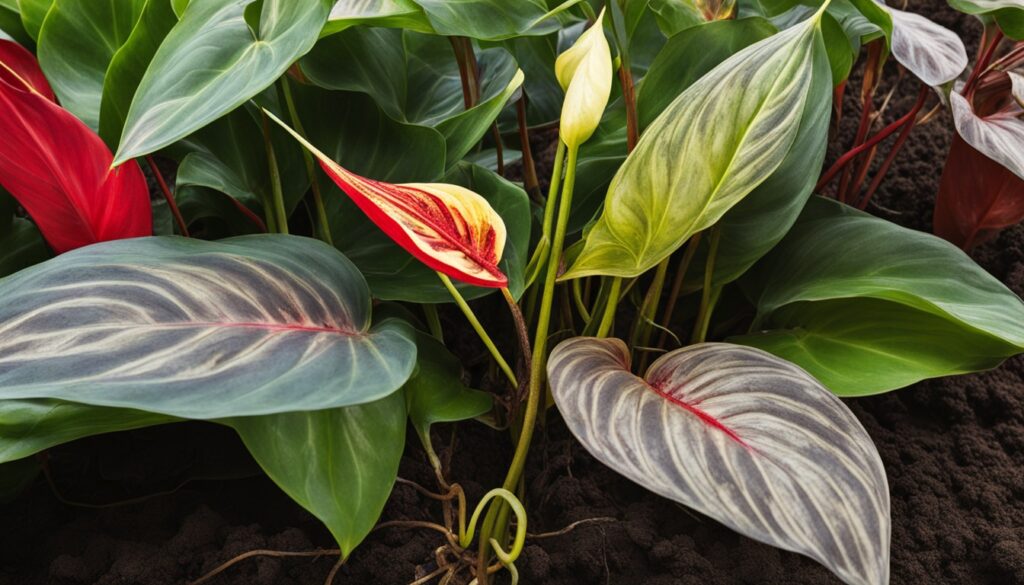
3;2;1023;584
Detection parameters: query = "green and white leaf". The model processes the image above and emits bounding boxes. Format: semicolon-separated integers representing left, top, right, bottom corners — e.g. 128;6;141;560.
563;14;830;279
114;0;330;163
734;197;1024;395
548;338;890;585
881;2;967;87
0;235;417;418
950;89;1024;181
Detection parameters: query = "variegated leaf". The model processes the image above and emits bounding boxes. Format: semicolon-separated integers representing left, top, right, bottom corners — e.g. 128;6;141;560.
951;89;1024;181
881;2;967;87
563;12;830;279
0;235;417;419
548;338;890;585
265;110;509;288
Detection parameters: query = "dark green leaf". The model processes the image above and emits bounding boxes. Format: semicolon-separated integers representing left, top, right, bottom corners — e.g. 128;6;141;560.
413;0;583;41
0;457;40;503
17;0;51;42
0;219;50;278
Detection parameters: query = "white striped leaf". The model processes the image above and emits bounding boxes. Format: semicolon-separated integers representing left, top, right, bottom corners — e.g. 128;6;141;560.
951;88;1024;181
548;338;890;585
0;235;417;418
881;2;967;87
562;12;830;280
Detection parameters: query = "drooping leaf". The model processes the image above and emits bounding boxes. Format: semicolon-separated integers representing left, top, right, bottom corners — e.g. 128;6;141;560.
412;0;584;41
948;0;1024;39
302;28;524;166
0;235;418;418
322;0;434;35
734;196;1024;395
563;14;830;279
951;88;1024;182
548;338;890;585
934;133;1024;249
880;2;967;88
0;399;174;464
113;0;331;164
556;7;613;149
0;58;152;253
36;0;145;130
227;390;406;557
404;332;492;444
266;110;510;289
98;0;178;147
0;37;53;98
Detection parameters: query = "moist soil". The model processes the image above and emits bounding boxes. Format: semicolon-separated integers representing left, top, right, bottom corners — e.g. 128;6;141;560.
3;2;1023;584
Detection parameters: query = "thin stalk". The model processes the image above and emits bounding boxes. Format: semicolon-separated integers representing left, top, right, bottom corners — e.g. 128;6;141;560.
691;228;721;344
857;84;929;210
260;110;289;234
437;273;517;388
278;76;333;245
571;278;592;323
656;232;702;349
516;95;543;203
632;258;670;371
145;156;189;237
964;27;1004;99
523;142;566;324
595;276;623;339
424;305;444;342
491;123;505;176
450;37;480;108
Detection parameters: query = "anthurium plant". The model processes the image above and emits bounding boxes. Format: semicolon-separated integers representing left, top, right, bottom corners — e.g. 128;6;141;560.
1;1;1022;584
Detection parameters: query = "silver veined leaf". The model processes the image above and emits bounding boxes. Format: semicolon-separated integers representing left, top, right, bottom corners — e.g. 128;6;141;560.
548;338;890;585
881;2;967;87
951;89;1024;181
0;235;417;419
562;11;830;280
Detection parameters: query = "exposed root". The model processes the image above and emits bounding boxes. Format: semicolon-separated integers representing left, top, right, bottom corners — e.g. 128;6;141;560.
188;548;341;585
526;517;617;540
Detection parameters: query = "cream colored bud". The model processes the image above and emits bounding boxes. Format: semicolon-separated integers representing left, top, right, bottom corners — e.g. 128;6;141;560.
555;8;613;149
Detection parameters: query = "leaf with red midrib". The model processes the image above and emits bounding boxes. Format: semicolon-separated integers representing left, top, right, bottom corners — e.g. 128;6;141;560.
0;41;151;254
264;109;508;288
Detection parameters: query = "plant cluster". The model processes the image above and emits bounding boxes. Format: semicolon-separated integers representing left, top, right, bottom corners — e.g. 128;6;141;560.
1;1;1023;584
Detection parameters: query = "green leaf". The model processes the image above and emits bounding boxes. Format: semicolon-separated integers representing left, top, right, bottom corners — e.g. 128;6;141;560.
0;457;40;503
175;186;267;238
36;0;145;130
648;0;703;36
732;197;1024;395
405;332;492;444
564;15;831;280
302;28;523;166
0;235;417;418
0;218;50;277
113;0;331;164
949;0;1024;39
495;33;563;127
99;0;178;147
330;161;531;302
322;0;434;35
0;0;33;47
413;0;584;41
0;399;174;463
227;391;406;557
17;0;52;42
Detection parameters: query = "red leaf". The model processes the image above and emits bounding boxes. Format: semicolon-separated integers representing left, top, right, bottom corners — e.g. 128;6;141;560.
935;133;1024;250
0;40;55;101
0;58;151;253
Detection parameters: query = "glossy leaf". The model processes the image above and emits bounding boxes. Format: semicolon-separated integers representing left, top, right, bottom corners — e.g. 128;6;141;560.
0;0;32;47
881;2;967;87
267;110;510;288
36;0;144;130
735;197;1024;395
556;8;613;149
405;332;492;444
0;60;152;253
0;235;418;418
0;38;53;98
649;0;704;35
0;399;173;464
113;0;330;164
948;0;1024;39
228;391;406;557
323;0;433;35
951;89;1024;182
935;133;1024;249
564;15;830;279
412;0;583;41
548;338;890;585
98;0;178;147
17;0;52;42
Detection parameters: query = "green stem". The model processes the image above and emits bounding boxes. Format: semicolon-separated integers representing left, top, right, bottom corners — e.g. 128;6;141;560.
691;228;722;344
423;305;444;343
632;258;669;369
278;76;333;245
437;273;517;388
595;277;622;338
571;278;592;323
656;232;703;348
523;141;567;322
259;110;289;234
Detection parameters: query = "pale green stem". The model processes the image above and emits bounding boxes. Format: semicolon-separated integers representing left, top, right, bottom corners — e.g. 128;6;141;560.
595;277;622;338
691;228;722;344
259;110;289;234
437;273;517;388
423;304;444;343
279;76;333;245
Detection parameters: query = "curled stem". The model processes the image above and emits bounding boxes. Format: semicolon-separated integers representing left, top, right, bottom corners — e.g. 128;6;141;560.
460;489;527;564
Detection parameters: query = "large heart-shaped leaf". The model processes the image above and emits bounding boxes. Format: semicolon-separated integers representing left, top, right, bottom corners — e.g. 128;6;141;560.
98;0;178;147
548;338;890;585
734;196;1024;395
113;0;330;163
880;1;967;88
228;390;407;557
0;235;417;418
36;0;145;130
563;13;830;279
0;48;152;253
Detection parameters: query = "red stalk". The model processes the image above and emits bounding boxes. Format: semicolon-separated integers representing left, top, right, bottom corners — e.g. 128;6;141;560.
856;87;929;210
146;155;189;237
964;29;1004;100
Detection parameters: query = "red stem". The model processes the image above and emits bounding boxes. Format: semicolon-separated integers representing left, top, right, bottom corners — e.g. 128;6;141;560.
145;155;189;237
816;86;929;193
856;87;929;210
618;65;639;152
964;29;1004;100
229;197;268;233
838;91;874;202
